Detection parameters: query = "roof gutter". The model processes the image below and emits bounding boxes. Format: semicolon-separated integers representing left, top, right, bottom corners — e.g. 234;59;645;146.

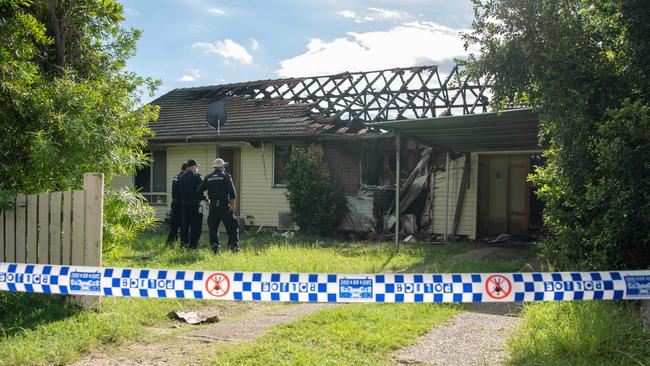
148;134;322;144
150;131;415;145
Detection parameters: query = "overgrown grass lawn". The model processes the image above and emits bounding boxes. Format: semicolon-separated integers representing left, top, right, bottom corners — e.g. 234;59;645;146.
108;232;491;272
507;301;650;366
0;293;205;365
0;232;530;365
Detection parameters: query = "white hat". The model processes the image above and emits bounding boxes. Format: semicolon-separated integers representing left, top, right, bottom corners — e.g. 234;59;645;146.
212;158;229;168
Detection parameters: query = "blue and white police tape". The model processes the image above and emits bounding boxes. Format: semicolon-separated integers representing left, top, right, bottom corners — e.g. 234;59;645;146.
1;262;649;303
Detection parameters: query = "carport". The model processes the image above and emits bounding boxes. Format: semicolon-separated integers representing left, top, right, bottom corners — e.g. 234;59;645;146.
373;108;541;248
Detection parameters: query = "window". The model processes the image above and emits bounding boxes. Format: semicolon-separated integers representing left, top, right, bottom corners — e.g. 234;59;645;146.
273;145;292;187
134;149;167;204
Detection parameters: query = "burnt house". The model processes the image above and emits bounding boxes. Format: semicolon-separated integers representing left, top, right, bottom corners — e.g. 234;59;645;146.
112;64;542;240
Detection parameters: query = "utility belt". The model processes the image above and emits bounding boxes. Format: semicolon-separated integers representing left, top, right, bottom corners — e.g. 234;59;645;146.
209;199;229;208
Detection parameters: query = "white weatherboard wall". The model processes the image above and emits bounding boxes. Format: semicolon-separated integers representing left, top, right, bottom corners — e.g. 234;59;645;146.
239;143;290;228
433;152;478;240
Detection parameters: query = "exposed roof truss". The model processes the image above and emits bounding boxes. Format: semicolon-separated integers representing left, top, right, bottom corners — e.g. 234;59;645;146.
192;64;490;130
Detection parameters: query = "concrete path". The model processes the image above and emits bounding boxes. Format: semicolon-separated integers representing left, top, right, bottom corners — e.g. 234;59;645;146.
183;303;335;342
394;310;521;366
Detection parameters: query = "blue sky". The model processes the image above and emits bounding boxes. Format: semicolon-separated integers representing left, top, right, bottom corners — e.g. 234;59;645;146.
121;0;476;100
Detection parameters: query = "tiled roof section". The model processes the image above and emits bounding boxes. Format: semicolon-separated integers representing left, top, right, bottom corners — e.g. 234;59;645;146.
149;88;319;141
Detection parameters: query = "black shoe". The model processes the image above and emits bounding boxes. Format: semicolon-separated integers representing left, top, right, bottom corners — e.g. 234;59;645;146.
230;246;239;253
211;245;221;254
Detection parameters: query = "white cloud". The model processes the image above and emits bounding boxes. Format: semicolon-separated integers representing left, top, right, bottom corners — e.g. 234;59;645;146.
250;38;259;50
338;10;357;19
193;39;253;65
367;7;408;20
177;68;201;82
277;21;473;77
337;7;409;23
207;7;225;15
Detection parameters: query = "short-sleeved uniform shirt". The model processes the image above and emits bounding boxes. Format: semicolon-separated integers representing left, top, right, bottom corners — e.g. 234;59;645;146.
197;170;237;203
178;171;203;203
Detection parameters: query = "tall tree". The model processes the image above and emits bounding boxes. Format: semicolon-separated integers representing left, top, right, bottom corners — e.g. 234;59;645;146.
0;0;159;193
464;0;650;269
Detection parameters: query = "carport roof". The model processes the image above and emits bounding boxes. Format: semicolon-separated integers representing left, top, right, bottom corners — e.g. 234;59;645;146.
373;108;541;152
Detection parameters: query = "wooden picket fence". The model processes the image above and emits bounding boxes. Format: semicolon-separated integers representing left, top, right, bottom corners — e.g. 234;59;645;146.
0;173;103;307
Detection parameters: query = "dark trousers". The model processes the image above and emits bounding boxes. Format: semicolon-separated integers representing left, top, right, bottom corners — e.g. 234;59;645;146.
166;199;182;244
180;201;203;248
208;201;239;250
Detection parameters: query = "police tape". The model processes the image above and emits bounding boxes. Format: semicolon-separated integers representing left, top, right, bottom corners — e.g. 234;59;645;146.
1;261;649;303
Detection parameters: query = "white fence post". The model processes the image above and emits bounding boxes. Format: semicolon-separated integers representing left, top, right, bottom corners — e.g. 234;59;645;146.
80;173;103;308
641;300;650;331
71;173;104;309
83;173;103;268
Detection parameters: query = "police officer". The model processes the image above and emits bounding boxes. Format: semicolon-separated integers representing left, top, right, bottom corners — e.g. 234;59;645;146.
166;162;188;244
178;159;204;248
197;158;239;254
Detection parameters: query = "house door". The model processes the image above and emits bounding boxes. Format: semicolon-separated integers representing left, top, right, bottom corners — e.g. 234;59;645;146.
477;155;531;238
217;147;241;214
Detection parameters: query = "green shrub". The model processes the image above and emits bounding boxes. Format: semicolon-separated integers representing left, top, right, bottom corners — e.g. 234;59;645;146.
103;188;157;257
284;146;346;235
0;0;158;195
534;101;650;269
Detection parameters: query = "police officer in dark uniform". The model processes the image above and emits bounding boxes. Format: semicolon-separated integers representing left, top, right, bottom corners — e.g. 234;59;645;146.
166;162;188;244
178;159;204;248
197;158;239;253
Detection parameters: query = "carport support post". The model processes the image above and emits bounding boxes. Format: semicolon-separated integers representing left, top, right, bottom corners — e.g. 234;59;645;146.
395;132;400;250
444;152;450;242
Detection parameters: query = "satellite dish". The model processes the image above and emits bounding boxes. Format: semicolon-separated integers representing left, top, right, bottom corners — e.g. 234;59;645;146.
206;101;227;130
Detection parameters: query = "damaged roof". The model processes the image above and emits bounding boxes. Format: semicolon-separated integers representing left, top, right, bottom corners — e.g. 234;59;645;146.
148;64;490;142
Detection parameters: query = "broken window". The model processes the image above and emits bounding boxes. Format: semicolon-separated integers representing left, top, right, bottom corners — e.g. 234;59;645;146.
360;140;395;187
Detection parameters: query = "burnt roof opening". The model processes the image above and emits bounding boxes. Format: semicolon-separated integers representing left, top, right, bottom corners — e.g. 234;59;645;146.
149;64;491;141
